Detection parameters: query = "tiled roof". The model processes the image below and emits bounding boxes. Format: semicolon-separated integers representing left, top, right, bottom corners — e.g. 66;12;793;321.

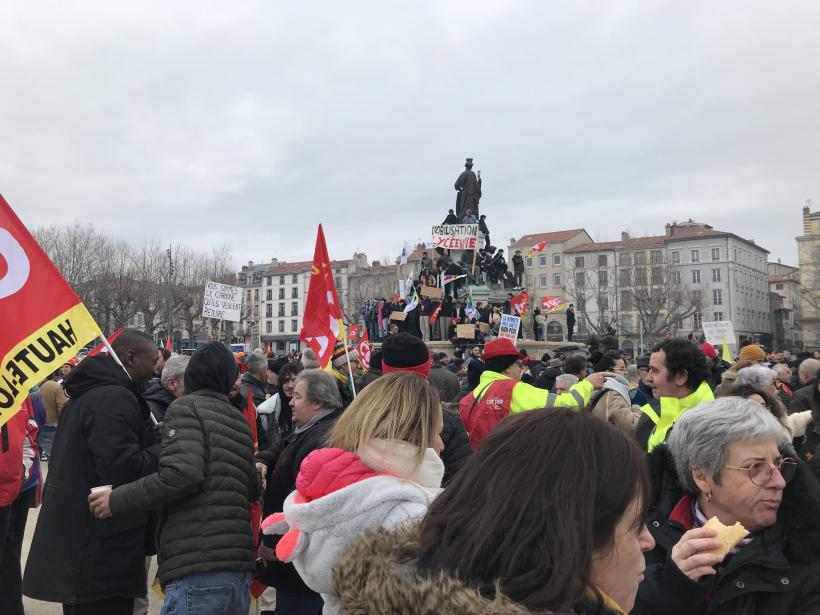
565;227;768;254
510;229;587;248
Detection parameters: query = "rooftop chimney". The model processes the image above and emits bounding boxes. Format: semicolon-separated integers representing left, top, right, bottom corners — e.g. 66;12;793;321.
805;204;812;234
665;223;673;237
621;231;629;242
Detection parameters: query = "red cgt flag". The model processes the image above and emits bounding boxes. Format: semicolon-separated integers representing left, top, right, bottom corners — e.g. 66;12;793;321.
526;240;548;257
356;331;371;369
511;290;529;315
0;194;101;428
165;336;172;352
347;324;360;341
300;225;344;369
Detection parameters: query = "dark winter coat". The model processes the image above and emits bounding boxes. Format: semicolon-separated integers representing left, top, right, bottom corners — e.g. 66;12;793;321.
440;409;471;486
512;254;525;273
256;409;341;592
633;444;820;615
789;384;820;415
110;388;260;585
143;380;175;423
23;355;158;604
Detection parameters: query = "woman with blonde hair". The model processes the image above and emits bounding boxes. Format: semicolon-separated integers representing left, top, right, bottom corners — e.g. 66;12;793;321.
261;372;444;614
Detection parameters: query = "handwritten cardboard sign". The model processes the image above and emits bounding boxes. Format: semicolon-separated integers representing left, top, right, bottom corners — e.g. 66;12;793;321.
456;324;476;339
421;285;443;299
202;281;242;322
432;224;479;250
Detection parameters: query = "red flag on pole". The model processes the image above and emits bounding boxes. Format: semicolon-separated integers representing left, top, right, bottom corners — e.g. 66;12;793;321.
87;327;125;357
0;194;101;428
430;303;442;325
265;342;271;355
165;336;172;352
356;331;371;369
242;390;265;598
347;324;360;340
526;240;548;257
300;225;344;369
511;290;529;315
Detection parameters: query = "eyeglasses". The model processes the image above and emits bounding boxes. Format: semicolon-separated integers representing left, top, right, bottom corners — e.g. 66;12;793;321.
723;457;797;486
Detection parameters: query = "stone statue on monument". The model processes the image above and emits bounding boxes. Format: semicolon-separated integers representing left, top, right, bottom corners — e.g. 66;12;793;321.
454;157;482;220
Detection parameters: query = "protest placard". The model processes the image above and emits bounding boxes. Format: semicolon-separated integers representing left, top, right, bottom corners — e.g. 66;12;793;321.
702;320;736;346
479;322;491;333
389;311;407;321
421;285;443;298
432;224;479;250
456;324;476;339
498;314;521;341
202;281;243;322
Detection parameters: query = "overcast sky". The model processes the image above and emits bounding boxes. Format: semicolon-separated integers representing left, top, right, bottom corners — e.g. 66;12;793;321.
2;1;817;269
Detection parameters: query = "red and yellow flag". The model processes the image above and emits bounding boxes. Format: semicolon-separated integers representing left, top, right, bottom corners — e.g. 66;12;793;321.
0;195;101;428
300;225;344;368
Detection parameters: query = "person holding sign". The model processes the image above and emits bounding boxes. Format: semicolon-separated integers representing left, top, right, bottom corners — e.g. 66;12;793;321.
458;338;614;451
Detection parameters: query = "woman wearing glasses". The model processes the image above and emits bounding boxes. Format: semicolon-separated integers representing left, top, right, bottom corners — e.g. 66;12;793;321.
634;397;820;615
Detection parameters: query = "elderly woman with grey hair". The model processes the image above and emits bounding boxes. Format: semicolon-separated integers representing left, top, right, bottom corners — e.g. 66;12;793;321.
255;369;343;612
633;398;820;615
730;364;813;439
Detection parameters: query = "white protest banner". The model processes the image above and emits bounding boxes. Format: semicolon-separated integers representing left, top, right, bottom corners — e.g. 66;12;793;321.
701;320;736;346
498;314;521;341
202;281;243;322
432;224;479;250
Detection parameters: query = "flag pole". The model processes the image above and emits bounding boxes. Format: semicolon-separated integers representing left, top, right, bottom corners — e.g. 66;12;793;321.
99;333;159;425
342;342;357;399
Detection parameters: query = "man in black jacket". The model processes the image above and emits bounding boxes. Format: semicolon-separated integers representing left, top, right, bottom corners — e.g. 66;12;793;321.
23;330;159;615
241;352;269;407
256;369;342;614
90;342;261;615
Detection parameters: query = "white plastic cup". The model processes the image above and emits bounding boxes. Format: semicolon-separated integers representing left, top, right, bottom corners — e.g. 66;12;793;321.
90;485;112;494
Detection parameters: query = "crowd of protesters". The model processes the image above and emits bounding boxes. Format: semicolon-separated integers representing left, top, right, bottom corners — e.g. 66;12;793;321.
2;325;820;614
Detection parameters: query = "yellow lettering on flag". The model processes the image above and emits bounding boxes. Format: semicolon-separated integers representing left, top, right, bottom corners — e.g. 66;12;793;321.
0;304;99;426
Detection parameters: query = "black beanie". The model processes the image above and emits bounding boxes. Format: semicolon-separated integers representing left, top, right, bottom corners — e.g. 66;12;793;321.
485;354;519;374
381;333;431;376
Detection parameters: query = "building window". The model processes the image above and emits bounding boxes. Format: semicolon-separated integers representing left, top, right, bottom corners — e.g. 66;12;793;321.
576;297;586;312
335;277;342;291
650;250;662;264
539;254;547;266
733;248;738;261
575;256;585;269
575;271;586;288
291;287;298;299
278;303;285;317
279;288;285;300
278;320;285;333
635;268;647;285
598;254;607;267
711;247;720;261
693;312;703;328
775;283;784;290
651;267;662;284
291;302;298;316
553;253;561;266
671;251;680;264
671;270;681;284
713;289;722;305
553;273;561;286
712;268;721;282
598;294;609;310
539;274;548;288
265;304;272;318
266;320;272;334
714;312;723;321
634;252;646;266
254;289;259;301
266;289;272;301
279;275;285;285
620;290;633;310
692;270;701;283
622;315;633;333
619;252;630;267
292;274;298;284
619;269;630;285
525;257;532;268
598;270;608;287
291;320;298;332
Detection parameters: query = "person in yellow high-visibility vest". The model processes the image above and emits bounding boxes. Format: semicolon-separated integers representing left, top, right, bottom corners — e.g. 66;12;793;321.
636;338;714;451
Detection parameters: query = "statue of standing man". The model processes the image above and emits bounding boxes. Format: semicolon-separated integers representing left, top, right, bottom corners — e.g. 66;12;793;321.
454;157;482;221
